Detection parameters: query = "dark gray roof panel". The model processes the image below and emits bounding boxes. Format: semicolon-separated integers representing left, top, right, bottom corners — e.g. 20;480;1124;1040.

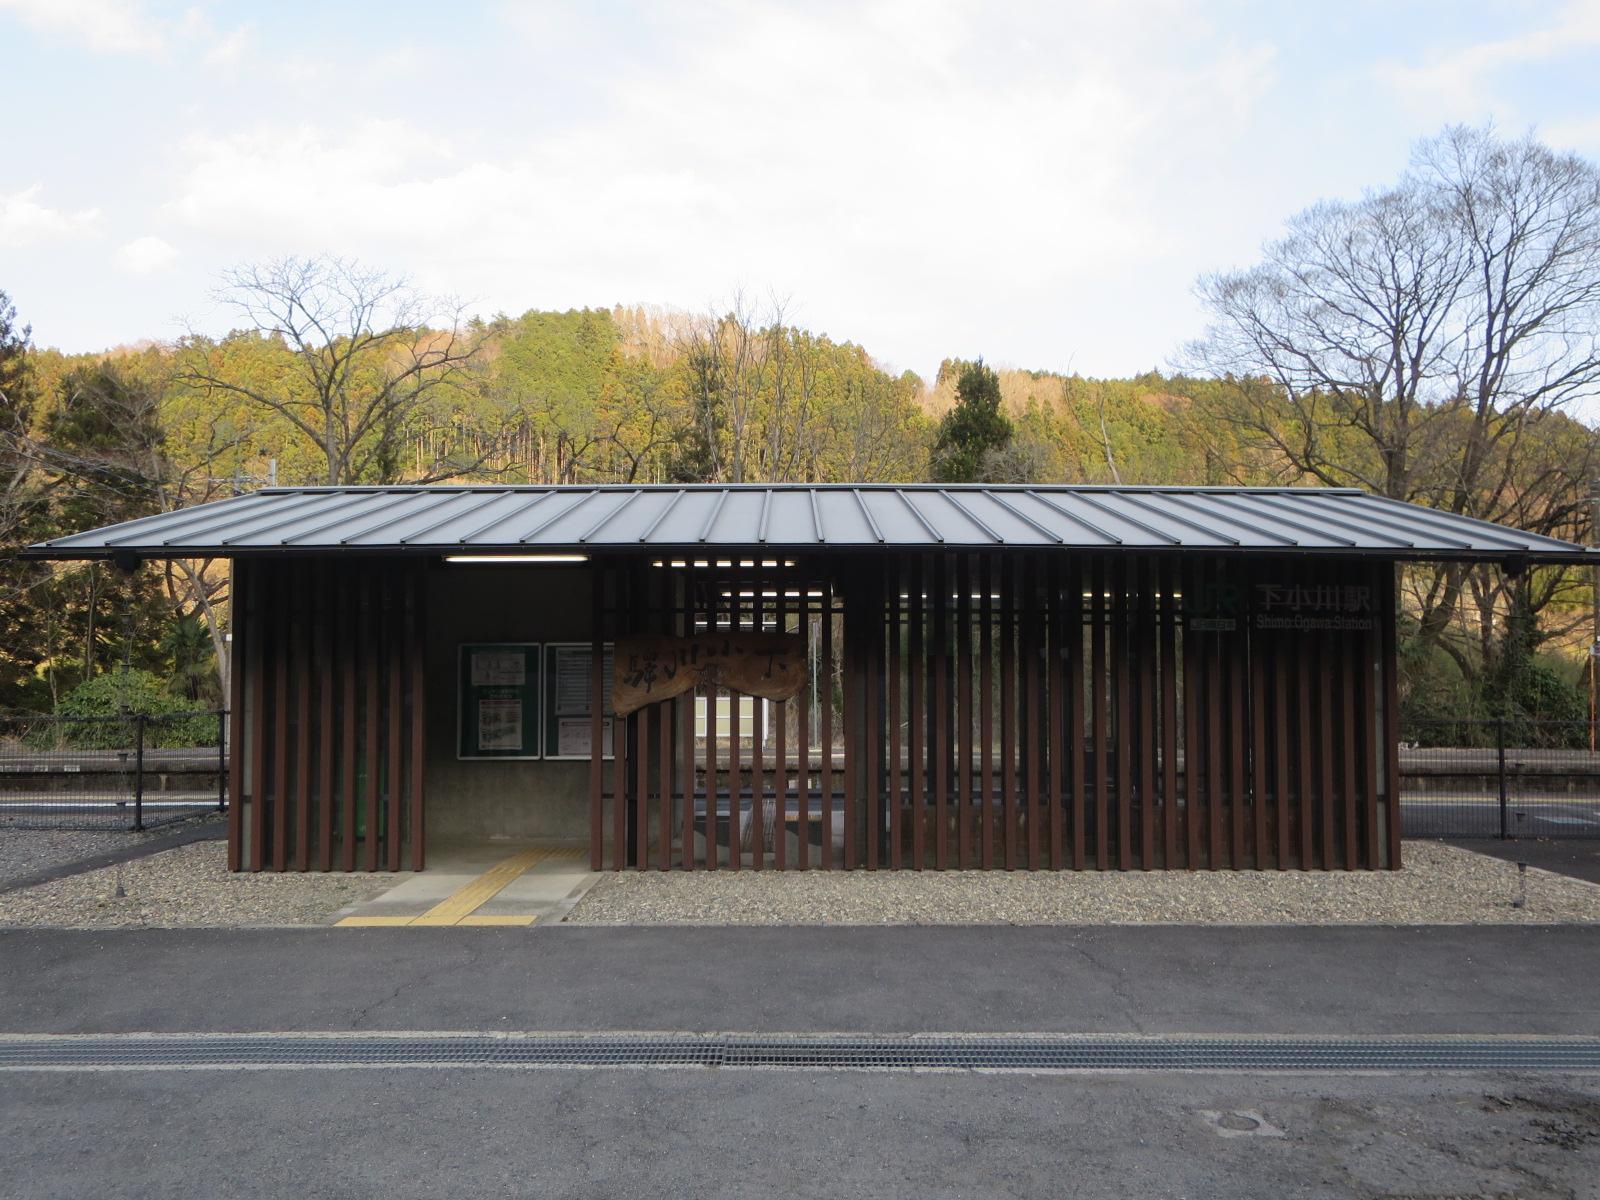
25;484;1593;561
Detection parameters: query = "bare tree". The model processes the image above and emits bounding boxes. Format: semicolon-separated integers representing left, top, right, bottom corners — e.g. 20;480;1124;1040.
182;255;485;486
1188;125;1600;674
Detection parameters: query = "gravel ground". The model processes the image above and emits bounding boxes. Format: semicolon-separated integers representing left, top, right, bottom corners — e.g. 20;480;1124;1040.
565;840;1600;925
0;841;392;928
0;819;216;889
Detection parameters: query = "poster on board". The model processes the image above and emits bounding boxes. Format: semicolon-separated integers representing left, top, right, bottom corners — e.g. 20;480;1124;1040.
543;642;614;759
457;643;541;759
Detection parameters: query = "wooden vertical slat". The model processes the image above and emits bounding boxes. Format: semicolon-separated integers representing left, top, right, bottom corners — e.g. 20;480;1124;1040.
1160;558;1179;871
1091;557;1109;870
958;555;974;869
681;573;696;871
979;555;995;869
272;566;291;872
227;562;247;872
1249;587;1270;870
820;575;834;869
1381;566;1402;869
774;582;789;871
1205;574;1224;870
1114;559;1133;870
933;554;950;869
1273;628;1292;870
659;567;675;872
796;579;811;871
1361;592;1381;870
888;557;903;869
636;565;652;872
361;573;379;872
1068;558;1086;871
1137;558;1157;870
613;568;630;871
385;566;403;873
1296;632;1314;871
842;567;858;871
1317;633;1336;872
748;579;768;870
1228;613;1247;871
407;565;425;873
293;574;311;872
291;569;312;870
317;574;335;872
247;565;267;872
590;563;606;871
1024;555;1042;869
1001;555;1018;870
907;557;924;870
1180;559;1199;871
1341;627;1359;871
723;566;739;872
1047;556;1064;870
865;566;881;871
340;573;357;873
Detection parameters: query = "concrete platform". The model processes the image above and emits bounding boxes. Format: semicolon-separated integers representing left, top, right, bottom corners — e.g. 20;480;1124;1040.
331;841;596;927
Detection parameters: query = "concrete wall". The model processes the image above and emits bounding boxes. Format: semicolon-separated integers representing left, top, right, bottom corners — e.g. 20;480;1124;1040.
423;562;596;843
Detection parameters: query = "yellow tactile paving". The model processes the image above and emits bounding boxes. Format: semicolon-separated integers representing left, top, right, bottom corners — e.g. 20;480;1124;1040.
334;844;580;928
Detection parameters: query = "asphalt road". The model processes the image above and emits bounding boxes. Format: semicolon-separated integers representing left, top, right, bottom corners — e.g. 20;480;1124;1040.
3;925;1598;1198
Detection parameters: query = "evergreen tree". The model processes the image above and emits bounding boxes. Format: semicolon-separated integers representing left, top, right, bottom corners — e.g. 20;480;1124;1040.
930;358;1012;482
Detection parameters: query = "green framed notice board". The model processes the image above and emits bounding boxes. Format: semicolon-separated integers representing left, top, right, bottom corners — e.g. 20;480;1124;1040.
457;643;542;760
543;643;613;760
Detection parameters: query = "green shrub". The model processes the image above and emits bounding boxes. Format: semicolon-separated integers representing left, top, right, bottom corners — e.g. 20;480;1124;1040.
51;669;217;749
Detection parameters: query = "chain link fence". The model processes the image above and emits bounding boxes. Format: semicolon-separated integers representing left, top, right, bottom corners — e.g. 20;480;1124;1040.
0;711;227;831
1401;718;1600;840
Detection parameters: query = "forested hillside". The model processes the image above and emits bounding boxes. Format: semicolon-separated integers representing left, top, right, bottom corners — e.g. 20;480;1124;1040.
2;125;1598;735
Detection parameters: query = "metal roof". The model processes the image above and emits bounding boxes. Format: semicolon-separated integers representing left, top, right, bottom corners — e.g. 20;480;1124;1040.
23;484;1593;561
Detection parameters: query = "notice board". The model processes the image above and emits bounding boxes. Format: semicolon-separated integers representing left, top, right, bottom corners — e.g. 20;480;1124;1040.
544;642;613;760
457;643;542;760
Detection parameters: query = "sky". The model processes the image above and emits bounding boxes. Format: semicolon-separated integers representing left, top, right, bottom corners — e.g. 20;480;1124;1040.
2;0;1599;382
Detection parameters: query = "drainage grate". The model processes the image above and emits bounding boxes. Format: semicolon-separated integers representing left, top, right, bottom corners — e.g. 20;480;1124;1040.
2;1033;1600;1073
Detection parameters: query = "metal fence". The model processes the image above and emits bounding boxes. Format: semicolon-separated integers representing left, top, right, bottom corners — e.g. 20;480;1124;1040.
1401;719;1600;840
0;711;228;831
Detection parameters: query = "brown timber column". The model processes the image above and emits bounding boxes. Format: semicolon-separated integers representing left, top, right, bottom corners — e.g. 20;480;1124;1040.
953;560;966;870
317;569;335;872
888;556;903;869
659;565;675;871
385;564;404;872
1090;556;1109;870
1114;558;1133;870
933;554;950;869
226;560;248;872
1068;557;1086;871
1180;558;1200;871
842;564;858;871
1381;564;1402;868
972;553;985;876
1046;556;1065;870
612;566;630;871
819;573;834;869
339;573;357;872
1137;558;1157;870
294;565;312;871
1001;555;1018;870
272;567;291;871
406;563;425;872
1024;555;1043;869
1160;558;1179;870
795;576;810;870
635;561;651;871
589;561;606;871
907;556;924;869
680;571;696;871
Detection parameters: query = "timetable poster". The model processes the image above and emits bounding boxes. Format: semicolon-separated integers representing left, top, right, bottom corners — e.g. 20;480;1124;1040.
458;644;541;759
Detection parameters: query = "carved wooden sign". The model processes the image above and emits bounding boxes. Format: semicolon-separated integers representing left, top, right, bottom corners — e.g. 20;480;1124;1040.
613;632;806;716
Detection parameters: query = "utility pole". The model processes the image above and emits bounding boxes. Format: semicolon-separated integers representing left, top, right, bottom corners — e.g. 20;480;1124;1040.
1591;482;1599;751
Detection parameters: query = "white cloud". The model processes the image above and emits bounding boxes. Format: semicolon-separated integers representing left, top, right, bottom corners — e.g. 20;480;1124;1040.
161;1;1278;373
0;185;100;248
0;0;165;54
116;235;178;274
1375;0;1600;116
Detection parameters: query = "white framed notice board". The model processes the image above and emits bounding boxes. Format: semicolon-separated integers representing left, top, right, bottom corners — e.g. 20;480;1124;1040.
543;642;613;760
457;643;542;760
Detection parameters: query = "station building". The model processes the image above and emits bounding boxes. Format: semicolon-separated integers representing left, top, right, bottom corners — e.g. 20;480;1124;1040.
27;484;1592;873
